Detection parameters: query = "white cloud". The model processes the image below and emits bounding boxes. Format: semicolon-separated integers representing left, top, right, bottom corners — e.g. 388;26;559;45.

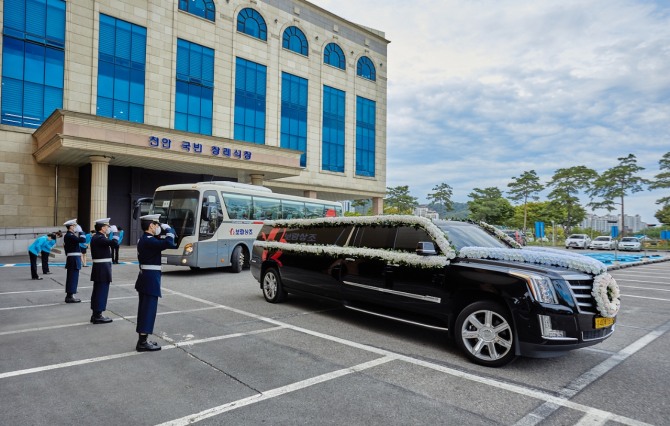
310;0;670;222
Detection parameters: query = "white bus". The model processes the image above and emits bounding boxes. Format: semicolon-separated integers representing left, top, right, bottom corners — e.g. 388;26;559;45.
134;181;343;272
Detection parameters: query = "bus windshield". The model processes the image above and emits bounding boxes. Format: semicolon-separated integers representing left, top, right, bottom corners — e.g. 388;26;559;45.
152;190;200;241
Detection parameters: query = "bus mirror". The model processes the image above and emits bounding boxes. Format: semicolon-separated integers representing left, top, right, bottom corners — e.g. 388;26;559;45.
201;205;217;222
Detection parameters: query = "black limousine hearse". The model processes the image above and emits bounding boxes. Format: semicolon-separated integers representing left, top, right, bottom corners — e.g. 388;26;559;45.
250;216;620;367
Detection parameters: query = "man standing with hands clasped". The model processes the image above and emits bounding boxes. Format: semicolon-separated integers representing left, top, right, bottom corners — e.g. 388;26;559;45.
89;218;120;324
134;214;177;352
63;219;86;303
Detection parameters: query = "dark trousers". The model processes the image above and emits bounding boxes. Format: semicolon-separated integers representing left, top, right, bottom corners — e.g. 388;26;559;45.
65;268;79;294
136;292;158;334
29;252;39;279
91;281;110;313
111;245;120;263
41;251;50;273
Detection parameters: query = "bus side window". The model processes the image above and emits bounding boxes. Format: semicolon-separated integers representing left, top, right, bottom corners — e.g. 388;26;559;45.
222;193;251;220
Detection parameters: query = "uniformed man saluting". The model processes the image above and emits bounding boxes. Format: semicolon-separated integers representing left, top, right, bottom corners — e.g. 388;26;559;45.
63;219;86;303
89;218;120;324
135;214;177;352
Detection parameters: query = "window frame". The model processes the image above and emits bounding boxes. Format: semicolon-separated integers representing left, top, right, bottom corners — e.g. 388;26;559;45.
237;8;267;41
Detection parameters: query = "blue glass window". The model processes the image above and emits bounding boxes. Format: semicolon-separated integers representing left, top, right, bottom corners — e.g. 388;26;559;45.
324;43;345;70
281;73;308;167
175;39;214;135
234;57;266;144
96;14;147;123
178;0;215;21
356;96;376;177
237;8;267;41
322;85;345;172
356;56;376;81
282;26;308;56
1;0;65;128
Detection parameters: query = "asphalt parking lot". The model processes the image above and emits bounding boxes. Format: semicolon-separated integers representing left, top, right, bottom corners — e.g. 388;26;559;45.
1;249;669;425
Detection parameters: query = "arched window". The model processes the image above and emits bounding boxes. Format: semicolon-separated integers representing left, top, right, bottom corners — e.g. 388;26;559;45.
237;8;267;41
282;26;308;56
356;56;376;81
178;0;215;21
323;43;345;70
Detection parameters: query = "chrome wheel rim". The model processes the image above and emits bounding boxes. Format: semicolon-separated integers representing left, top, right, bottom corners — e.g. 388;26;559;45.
263;273;277;299
460;309;513;362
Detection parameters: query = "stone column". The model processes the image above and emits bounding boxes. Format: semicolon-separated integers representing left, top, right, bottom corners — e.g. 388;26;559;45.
303;190;317;199
372;197;383;215
89;156;111;229
249;174;264;186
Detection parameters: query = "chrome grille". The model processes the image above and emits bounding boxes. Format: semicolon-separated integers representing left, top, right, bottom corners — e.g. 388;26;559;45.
566;279;597;314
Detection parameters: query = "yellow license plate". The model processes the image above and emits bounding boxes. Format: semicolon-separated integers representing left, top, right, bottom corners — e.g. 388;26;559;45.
595;317;615;329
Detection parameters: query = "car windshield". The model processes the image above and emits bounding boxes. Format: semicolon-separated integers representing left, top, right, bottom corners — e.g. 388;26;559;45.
594;237;609;241
435;221;510;250
568;235;584;239
621;237;638;242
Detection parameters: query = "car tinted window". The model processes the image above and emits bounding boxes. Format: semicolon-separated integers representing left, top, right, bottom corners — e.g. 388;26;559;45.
281;225;352;246
436;221;509;250
394;226;434;253
352;225;397;249
568;235;584;239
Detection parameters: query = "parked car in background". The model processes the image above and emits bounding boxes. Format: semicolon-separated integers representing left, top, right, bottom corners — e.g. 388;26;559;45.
502;229;526;245
251;216;618;367
565;234;591;249
589;236;618;250
618;237;641;251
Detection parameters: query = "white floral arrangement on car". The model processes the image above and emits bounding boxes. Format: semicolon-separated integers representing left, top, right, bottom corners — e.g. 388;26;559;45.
591;272;620;318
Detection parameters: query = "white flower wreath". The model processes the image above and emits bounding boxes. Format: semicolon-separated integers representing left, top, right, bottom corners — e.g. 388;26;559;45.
591;273;620;318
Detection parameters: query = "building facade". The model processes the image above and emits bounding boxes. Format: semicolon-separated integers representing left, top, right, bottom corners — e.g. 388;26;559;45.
0;0;388;253
580;213;648;234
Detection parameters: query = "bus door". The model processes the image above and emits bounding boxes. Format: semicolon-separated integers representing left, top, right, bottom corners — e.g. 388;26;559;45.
199;190;225;267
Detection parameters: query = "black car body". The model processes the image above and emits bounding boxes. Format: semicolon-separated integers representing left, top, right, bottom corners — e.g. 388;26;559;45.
250;216;619;367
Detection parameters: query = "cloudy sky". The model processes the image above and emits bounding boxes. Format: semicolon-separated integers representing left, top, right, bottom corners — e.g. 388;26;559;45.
311;0;670;224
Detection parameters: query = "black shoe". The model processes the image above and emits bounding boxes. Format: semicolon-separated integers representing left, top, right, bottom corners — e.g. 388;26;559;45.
91;315;113;324
136;340;161;352
65;296;81;303
32;277;43;280
44;272;53;275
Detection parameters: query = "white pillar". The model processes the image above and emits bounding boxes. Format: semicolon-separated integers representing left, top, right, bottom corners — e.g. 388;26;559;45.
372;197;383;215
89;155;111;230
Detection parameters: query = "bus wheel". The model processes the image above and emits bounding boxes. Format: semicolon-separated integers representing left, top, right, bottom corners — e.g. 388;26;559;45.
262;267;286;303
230;246;245;273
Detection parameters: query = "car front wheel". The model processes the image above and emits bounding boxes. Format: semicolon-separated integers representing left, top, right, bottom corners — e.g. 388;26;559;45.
262;267;287;303
455;301;516;367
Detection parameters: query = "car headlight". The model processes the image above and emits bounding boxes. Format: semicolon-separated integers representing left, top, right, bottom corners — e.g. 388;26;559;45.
511;271;558;304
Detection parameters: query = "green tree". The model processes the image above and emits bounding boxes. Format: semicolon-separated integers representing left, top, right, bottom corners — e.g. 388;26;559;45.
546;166;597;234
426;183;454;217
384;185;418;215
467;187;514;224
507;170;544;234
650;151;670;208
588;154;650;237
509;201;557;230
655;204;670;224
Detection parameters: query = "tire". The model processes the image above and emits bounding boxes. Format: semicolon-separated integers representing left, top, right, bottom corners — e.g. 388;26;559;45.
455;301;516;367
261;267;287;303
230;245;245;273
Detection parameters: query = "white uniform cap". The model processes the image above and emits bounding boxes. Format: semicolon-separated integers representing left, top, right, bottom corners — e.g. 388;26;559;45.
63;218;77;226
95;218;111;225
139;214;161;223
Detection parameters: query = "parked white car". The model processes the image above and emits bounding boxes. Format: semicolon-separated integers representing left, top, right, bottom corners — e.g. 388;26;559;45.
565;234;591;249
618;237;641;251
589;236;618;250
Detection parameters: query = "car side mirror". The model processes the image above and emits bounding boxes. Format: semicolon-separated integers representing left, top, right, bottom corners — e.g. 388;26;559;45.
416;241;437;256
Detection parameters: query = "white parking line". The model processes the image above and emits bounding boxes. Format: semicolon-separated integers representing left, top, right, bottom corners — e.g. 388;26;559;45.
614;279;669;285
619;285;670;292
156;356;397;426
0;326;284;379
621;294;670;302
0;294;171;311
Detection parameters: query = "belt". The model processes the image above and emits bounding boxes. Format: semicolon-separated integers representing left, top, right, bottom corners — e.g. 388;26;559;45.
93;258;112;263
67;252;81;257
140;265;161;271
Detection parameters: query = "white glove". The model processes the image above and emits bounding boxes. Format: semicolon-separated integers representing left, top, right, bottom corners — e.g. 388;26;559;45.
112;235;120;241
161;223;171;231
109;225;118;233
75;224;83;234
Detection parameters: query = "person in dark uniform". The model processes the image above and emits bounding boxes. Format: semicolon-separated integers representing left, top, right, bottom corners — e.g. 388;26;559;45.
63;219;86;303
135;214;177;352
89;218;120;324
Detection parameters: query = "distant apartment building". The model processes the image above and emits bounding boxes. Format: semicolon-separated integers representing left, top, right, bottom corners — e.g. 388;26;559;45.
581;213;647;234
414;206;439;220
